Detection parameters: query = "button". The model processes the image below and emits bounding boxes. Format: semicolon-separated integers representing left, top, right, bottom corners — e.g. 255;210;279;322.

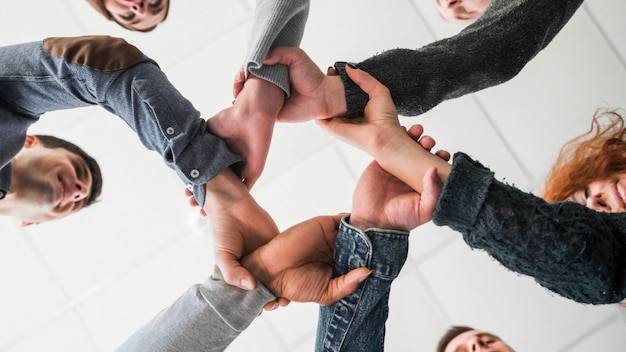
190;169;200;178
339;306;349;316
166;127;175;135
186;184;193;191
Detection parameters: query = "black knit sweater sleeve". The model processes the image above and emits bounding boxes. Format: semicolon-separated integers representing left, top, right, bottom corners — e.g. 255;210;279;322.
432;153;626;305
334;0;584;118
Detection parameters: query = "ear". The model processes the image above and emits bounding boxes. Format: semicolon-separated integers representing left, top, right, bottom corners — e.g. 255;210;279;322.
20;221;35;227
23;135;40;149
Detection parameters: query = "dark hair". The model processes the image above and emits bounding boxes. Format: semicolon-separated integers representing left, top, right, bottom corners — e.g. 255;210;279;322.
436;325;474;352
86;0;169;32
35;135;103;208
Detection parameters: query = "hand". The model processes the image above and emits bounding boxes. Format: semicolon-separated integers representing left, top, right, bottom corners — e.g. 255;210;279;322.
317;66;452;194
316;64;408;158
263;47;348;122
203;168;279;290
350;128;449;231
242;214;371;306
206;75;284;188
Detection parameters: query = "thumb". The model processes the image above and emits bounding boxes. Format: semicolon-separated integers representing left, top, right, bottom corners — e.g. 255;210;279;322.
263;46;302;66
315;117;351;140
216;254;257;290
419;167;444;223
321;268;371;306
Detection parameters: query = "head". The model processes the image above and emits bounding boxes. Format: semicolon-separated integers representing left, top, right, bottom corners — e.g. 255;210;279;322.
7;135;103;226
543;109;626;212
437;326;515;352
87;0;170;32
436;0;491;24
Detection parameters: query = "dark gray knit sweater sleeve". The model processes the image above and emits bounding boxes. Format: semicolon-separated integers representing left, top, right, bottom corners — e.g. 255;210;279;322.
334;0;584;118
432;153;626;305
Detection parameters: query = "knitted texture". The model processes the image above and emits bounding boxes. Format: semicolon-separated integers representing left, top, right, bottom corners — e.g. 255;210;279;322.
334;0;584;118
433;153;626;304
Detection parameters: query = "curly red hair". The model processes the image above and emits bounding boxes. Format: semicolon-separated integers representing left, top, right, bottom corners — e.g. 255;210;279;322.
543;108;626;202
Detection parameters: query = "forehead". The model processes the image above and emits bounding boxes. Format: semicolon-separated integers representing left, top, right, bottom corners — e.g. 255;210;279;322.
445;330;502;352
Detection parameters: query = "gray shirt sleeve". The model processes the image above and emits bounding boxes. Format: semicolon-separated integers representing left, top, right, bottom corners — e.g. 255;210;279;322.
244;0;310;96
115;267;276;352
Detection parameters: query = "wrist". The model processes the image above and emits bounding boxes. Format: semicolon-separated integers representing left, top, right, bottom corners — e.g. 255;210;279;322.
203;169;249;213
347;214;380;231
325;75;347;118
242;74;285;117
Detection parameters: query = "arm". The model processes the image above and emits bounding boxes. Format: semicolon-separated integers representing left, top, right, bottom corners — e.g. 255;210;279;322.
205;0;310;187
319;57;626;306
263;0;584;121
432;152;626;305
115;268;276;352
334;0;585;117
315;69;447;350
116;215;370;352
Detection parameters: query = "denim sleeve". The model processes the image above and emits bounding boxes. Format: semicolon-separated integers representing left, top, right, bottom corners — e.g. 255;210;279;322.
244;0;310;96
315;215;409;352
116;267;276;352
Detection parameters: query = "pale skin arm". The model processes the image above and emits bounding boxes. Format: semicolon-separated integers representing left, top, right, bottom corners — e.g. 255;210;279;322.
316;65;452;194
201;168;279;291
262;47;347;122
206;74;284;189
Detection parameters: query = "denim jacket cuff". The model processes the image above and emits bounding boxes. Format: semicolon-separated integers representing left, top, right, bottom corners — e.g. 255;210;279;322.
336;215;409;279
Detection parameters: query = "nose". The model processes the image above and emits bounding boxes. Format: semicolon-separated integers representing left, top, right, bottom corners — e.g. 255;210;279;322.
72;179;89;202
587;193;611;212
129;0;146;14
586;182;612;212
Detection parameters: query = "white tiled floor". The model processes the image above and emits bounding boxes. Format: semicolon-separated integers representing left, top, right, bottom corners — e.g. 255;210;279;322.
1;0;626;351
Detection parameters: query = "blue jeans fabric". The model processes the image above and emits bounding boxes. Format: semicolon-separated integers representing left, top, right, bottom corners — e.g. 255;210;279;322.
0;36;243;205
316;215;409;352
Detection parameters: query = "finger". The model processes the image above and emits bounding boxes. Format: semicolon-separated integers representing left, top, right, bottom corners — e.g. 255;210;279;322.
435;149;451;162
184;188;193;197
315;117;353;141
418;135;436;151
262;300;280;312
344;65;390;100
263;46;308;66
215;255;257;290
327;66;337;76
321;268;371;306
276;297;291;307
233;66;245;98
406;124;424;140
419;167;444;224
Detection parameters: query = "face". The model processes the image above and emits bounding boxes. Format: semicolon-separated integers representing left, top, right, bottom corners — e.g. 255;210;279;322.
444;330;514;352
436;0;491;24
10;137;93;225
103;0;169;31
569;174;626;213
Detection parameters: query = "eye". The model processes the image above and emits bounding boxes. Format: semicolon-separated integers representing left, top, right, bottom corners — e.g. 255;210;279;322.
149;0;162;7
583;187;589;200
120;12;135;20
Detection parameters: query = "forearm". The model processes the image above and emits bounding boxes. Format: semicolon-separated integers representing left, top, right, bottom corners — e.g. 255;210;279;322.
245;0;310;95
334;0;584;118
116;267;275;352
315;216;409;351
432;152;626;304
372;131;451;194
